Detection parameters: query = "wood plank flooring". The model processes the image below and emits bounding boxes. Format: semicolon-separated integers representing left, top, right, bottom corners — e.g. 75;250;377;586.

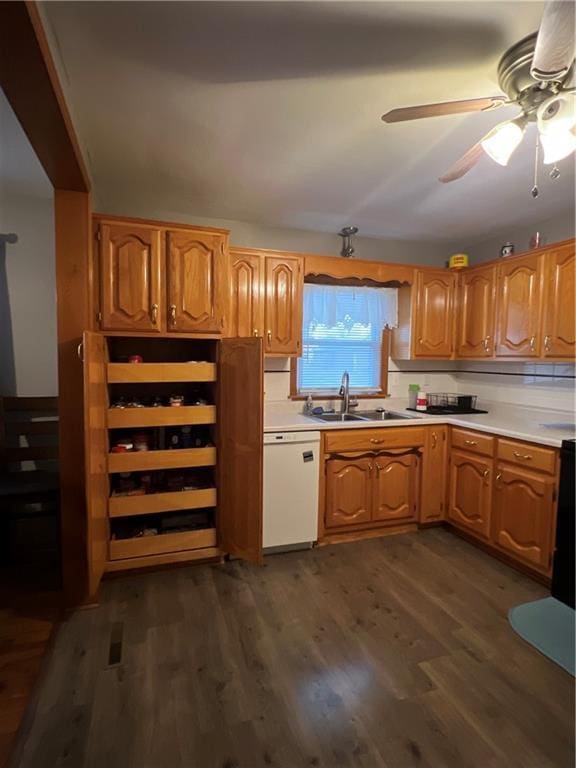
9;529;575;768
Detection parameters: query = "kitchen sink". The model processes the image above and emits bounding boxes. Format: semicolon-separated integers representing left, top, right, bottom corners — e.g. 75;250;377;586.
311;410;415;423
353;410;414;421
312;413;366;422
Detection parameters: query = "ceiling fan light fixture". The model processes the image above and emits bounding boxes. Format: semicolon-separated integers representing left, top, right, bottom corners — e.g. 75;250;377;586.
539;129;576;164
537;94;576;164
480;117;526;166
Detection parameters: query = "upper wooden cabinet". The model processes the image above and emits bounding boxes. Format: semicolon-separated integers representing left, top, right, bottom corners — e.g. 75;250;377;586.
264;255;303;356
228;248;303;356
412;270;455;358
456;265;496;358
494;253;544;358
542;242;575;358
228;250;264;338
98;221;163;332
166;228;227;334
94;216;229;335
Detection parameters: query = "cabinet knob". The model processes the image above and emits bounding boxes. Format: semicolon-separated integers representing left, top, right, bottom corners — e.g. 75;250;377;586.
253;328;259;337
267;330;272;343
169;304;177;326
375;463;382;472
150;303;158;324
431;431;437;449
464;439;478;446
369;438;385;445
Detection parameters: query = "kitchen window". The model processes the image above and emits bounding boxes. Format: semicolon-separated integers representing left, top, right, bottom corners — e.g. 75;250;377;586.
292;283;398;397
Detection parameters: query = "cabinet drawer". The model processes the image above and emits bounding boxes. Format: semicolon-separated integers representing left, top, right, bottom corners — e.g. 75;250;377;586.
324;427;426;454
451;428;494;457
497;439;556;475
109;528;217;560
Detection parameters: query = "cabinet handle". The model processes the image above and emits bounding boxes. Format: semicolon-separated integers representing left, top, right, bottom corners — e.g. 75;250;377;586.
418;337;424;345
483;468;490;484
544;335;551;352
253;328;259;337
483;335;491;353
368;463;374;472
77;342;84;363
432;431;437;449
267;330;272;343
375;463;382;472
369;438;385;444
496;472;503;485
169;304;177;326
529;335;536;352
513;451;533;461
150;303;158;324
464;439;478;446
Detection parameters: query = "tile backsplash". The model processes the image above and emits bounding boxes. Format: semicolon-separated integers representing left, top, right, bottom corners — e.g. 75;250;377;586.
264;358;575;413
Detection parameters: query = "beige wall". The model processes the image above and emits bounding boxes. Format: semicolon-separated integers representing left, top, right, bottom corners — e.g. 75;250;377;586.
95;201;454;267
0;89;57;397
465;209;575;265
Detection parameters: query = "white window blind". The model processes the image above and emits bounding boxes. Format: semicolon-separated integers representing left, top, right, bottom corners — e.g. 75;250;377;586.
297;284;398;393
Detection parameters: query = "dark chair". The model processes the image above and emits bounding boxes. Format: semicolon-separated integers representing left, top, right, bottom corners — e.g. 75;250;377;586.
0;397;60;570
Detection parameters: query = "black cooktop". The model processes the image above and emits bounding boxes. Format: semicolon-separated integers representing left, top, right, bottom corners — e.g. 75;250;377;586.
406;406;489;415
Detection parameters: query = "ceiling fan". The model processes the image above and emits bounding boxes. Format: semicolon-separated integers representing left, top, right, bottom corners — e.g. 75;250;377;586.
381;0;576;183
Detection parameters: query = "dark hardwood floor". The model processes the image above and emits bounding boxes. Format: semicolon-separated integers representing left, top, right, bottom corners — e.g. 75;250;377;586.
9;529;575;768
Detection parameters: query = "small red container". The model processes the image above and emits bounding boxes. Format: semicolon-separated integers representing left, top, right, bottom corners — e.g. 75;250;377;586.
129;355;143;364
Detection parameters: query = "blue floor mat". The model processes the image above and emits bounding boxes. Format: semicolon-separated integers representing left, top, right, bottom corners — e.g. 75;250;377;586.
509;597;575;676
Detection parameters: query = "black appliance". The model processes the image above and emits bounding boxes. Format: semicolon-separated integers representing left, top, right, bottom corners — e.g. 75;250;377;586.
551;439;575;608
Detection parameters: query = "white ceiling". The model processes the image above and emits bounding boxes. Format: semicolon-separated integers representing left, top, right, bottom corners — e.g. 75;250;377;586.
43;1;575;243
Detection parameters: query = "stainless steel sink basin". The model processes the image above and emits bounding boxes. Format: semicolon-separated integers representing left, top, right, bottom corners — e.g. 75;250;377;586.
354;410;414;421
312;413;366;422
311;410;415;423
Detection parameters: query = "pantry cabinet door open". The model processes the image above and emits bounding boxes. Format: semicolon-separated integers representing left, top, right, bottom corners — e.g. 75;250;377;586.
218;337;264;563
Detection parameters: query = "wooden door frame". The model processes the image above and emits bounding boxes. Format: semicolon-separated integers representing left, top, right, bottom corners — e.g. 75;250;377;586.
1;2;92;605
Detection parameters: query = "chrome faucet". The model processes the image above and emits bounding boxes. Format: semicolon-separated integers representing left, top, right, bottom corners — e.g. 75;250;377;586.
339;371;350;415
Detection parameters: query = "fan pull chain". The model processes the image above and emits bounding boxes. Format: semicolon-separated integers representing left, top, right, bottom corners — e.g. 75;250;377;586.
531;133;540;198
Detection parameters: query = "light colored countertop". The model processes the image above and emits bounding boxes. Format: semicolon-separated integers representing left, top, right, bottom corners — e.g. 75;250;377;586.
264;398;576;448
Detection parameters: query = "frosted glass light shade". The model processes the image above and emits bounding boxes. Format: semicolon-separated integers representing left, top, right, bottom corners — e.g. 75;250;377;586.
481;120;525;166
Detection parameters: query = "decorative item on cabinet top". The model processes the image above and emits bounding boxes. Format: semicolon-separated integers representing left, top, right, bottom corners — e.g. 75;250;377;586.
92;214;230;337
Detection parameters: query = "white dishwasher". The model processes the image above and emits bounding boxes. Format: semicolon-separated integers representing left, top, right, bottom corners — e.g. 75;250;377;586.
263;431;321;552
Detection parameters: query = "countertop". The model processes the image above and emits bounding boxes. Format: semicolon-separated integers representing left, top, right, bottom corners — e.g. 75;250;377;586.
264;399;576;448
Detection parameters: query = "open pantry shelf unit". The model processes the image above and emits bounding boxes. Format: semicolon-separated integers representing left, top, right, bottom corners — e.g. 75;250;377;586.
86;333;221;573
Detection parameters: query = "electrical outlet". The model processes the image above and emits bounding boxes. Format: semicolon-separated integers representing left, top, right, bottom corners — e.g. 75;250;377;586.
423;374;431;387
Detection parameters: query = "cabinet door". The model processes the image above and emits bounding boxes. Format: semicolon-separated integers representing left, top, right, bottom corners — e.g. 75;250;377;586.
372;452;418;523
543;243;575;358
228;249;264;338
492;464;556;573
325;456;372;528
264;255;303;356
456;265;495;357
420;427;448;522
83;331;109;600
495;254;544;357
413;271;455;357
167;229;227;334
448;450;492;539
99;222;162;332
218;337;263;563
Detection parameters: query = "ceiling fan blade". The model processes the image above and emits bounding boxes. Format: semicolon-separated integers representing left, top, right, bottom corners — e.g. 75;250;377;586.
531;1;575;82
439;141;485;183
381;96;507;123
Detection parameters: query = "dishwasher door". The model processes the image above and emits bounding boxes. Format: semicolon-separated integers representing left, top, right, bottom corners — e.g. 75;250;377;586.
263;431;321;551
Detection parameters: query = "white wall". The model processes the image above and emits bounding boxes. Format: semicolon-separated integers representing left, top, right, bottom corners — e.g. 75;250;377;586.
0;89;58;397
465;209;575;265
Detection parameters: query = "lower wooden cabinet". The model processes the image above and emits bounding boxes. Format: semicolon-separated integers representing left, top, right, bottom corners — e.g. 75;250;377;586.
324;446;420;533
325;456;372;528
420;426;448;522
448;450;493;539
492;464;556;574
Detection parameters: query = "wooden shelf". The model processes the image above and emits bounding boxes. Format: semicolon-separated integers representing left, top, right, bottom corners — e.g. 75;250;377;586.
108;447;216;473
105;546;221;572
107;362;216;383
109;488;217;518
107;405;216;428
109;527;217;560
